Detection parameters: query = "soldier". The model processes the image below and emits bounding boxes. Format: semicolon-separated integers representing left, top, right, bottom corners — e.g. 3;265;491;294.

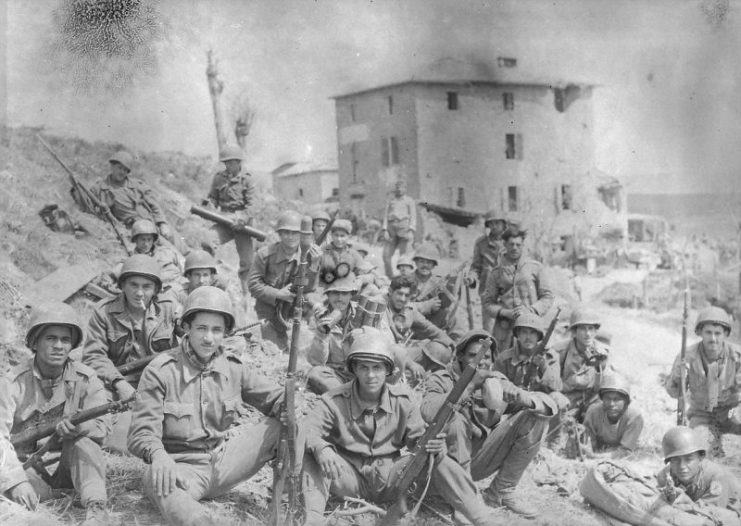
481;228;554;350
91;151;180;249
301;327;499;526
127;287;285;526
555;308;612;421
380;179;416;277
317;219;363;289
395;254;415;278
0;303;108;525
421;330;557;519
204;145;256;293
470;211;507;332
311;210;331;243
656;426;741;524
664;307;741;457
129;219;182;288
582;374;644;458
384;275;454;375
83;254;180;451
247;210;318;350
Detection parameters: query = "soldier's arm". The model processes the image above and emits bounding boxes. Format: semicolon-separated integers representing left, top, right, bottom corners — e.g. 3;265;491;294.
242;177;255;208
407;196;417;232
206;173;221;207
240;365;284;418
246;250;281;305
410;311;454;347
381;200;391;231
618;409;644;452
531;265;555;316
536;351;563;393
139;182;168;226
663;353;683;399
419;372;450;423
127;366;167;461
582;407;600;451
403;397;427;450
75;374;110;441
0;378;27;495
482;272;504;319
306;328;331;367
304;398;338;459
82;307;124;389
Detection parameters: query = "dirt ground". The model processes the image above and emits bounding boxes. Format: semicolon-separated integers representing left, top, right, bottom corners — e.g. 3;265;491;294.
1;127;739;526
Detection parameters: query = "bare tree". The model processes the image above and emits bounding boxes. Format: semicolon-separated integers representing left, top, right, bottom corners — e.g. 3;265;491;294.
206;49;228;151
231;92;256;149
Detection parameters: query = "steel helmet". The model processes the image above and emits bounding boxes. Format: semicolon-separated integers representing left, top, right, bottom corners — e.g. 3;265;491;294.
184;250;218;275
118;254;162;292
325;273;358;294
421;341;453;368
598;374;631;403
331;219;353;235
181;286;235;331
694;306;732;335
455;329;497;360
483;209;504;225
396;255;414;269
353;241;371;256
219;145;244;163
312;210;331;224
26;302;84;350
346;326;395;374
275;210;302;233
662;426;706;463
130;219;159;242
412;244;439;266
569;308;601;330
513;312;545;339
109;151;134;171
300;215;314;235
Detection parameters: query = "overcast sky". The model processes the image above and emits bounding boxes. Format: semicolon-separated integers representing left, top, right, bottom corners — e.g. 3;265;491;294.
3;0;739;193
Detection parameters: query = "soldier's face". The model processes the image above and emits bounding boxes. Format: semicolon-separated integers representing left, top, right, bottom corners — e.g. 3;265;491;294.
313;220;328;238
134;234;156;253
414;258;436;277
188;268;214;290
224;159;241;175
122;276;157;310
34;326;73;371
505;236;524;260
278;230;301;250
185;312;226;362
397;264;414;277
516;327;541;352
574;324;598;350
327;290;352;312
390;287;411;311
354;359;388;397
331;230;349;248
110;161;128;183
601;391;628;422
669;452;703;484
699;324;727;357
459;341;486;369
488;220;506;236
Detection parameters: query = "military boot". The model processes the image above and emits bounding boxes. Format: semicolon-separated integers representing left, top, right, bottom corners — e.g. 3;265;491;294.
482;486;538;519
81;500;108;526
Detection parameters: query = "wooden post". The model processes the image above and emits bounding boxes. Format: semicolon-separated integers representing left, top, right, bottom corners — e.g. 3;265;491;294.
206;50;227;151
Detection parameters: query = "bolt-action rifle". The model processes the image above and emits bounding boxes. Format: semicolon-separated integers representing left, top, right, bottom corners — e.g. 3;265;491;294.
677;275;690;426
380;337;495;525
522;307;561;390
37;134;132;255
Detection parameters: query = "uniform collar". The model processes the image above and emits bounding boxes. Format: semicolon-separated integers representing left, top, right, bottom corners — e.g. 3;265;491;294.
103;173;130;188
31;359;76;382
109;293;160;319
275;243;301;263
181;338;230;382
349;380;392;420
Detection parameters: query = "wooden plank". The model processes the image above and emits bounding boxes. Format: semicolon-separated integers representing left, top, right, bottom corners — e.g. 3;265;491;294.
22;262;102;307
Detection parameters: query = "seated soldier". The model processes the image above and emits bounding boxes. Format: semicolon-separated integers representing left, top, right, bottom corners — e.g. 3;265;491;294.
83;254;180;452
127;286;284;526
582;374;644;459
384;275;454;376
129;219;182;288
301;327;499;526
656;426;741;524
0;303;108;525
421;330;557;519
317;219;363;290
395;254;415;279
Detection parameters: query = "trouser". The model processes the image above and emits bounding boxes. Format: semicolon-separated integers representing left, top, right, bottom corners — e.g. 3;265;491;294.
447;410;548;492
24;437;107;506
143;419;280;526
212;223;254;293
103;410;132;454
689;405;741;457
306;365;353;395
382;224;413;277
301;450;495;526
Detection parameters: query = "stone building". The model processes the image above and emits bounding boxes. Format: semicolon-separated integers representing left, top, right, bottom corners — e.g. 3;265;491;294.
271;161;339;204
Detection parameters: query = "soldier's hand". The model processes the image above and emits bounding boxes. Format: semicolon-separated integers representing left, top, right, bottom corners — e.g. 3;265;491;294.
500;380;523;403
464;275;477;288
316;447;345;482
404;360;426;383
56;417;79;440
424;432;447;456
499;308;515;320
471;367;495;389
512;305;528;318
115;380;136;401
151;450;189;497
428;297;442;312
307;243;322;263
158;223;174;241
276;285;296;303
10;481;38;510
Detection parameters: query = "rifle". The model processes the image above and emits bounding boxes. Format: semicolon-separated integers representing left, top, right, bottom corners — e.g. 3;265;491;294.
271;257;307;526
522;307;562;390
677;274;690;426
380;337;495;525
37;134;132;256
190;205;268;242
464;274;475;331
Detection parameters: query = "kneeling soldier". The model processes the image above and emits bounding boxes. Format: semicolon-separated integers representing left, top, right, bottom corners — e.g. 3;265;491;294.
127;286;284;526
422;330;557;519
302;327;498;526
0;303;108;525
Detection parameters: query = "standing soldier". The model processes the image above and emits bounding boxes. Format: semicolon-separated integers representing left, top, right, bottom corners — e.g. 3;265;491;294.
127;287;285;526
83;254;180;451
301;327;499;526
0;303;109;525
91;151;181;250
421;330;557;519
204;145;256;294
128;219;182;289
470;211;507;331
380;180;416;277
664;307;741;457
482;227;554;351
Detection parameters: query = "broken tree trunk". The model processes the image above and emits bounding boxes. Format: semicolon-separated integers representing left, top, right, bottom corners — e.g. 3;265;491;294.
206;49;228;152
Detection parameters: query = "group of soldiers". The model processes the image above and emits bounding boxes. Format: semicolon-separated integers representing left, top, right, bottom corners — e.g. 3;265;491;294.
1;148;740;525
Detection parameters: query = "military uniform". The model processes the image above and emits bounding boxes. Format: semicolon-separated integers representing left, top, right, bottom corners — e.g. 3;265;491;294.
664;340;741;453
317;244;363;288
302;380;497;526
206;169;256;288
0;358;108;506
481;256;554;350
471;234;504;331
127;339;283;526
138;245;182;288
583;404;644;453
381;194;416;277
411;271;463;340
91;174;168;229
556;338;612;418
384;299;454;371
493;342;562;394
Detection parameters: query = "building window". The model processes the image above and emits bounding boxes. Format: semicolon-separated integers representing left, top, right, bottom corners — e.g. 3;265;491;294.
298;188;304;198
503;92;514;111
497;56;517;68
508;186;518;212
388;95;393;115
447;92;459;110
505;133;523;160
350;103;356;123
351;142;358;183
457;187;465;208
561;184;573;210
381;136;399;167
